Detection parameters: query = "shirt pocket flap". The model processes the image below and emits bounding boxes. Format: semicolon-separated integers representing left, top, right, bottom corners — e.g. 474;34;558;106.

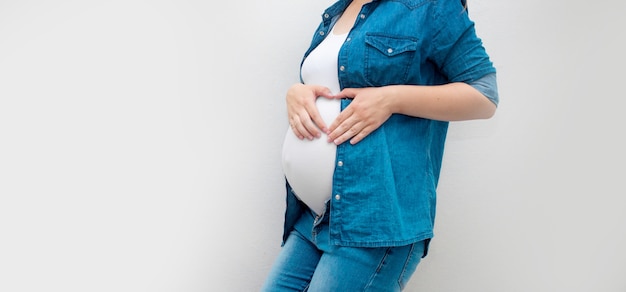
365;35;418;56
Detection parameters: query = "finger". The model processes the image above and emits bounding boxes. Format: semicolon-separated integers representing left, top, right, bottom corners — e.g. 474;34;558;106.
289;122;302;139
327;108;350;138
328;115;357;145
334;88;358;99
313;86;334;99
348;125;371;145
300;99;328;136
301;116;319;140
310;88;332;133
332;121;362;145
308;110;327;135
289;115;306;140
299;103;323;138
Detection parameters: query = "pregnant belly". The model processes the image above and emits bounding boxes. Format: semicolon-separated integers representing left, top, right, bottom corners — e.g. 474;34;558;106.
281;98;340;215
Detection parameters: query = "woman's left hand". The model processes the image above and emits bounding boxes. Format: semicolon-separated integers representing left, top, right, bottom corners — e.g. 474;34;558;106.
327;87;394;145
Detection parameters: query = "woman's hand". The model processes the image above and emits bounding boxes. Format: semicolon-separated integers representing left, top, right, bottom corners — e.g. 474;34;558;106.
286;83;334;140
327;87;393;145
327;82;497;145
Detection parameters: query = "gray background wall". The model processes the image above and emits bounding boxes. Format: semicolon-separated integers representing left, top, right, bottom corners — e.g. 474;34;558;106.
1;0;624;291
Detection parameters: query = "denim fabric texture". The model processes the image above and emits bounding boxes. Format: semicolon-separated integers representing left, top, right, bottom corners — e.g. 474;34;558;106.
282;0;496;248
264;203;426;291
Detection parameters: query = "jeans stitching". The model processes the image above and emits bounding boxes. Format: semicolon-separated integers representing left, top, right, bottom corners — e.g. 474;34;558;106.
364;247;393;290
397;243;416;290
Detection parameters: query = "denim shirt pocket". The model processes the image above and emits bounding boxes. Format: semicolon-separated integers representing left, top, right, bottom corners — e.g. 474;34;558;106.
364;34;418;86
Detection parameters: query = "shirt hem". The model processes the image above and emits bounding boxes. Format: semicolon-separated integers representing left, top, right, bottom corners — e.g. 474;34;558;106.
329;232;434;248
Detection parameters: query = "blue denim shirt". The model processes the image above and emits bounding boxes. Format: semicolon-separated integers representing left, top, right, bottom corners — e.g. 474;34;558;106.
283;0;496;248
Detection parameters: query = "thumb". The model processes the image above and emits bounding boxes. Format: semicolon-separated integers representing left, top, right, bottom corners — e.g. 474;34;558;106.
334;88;358;99
314;86;335;99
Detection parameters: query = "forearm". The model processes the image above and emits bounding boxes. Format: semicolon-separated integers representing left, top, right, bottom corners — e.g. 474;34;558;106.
386;82;497;121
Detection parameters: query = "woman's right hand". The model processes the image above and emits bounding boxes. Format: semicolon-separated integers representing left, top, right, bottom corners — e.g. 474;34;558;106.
286;83;334;140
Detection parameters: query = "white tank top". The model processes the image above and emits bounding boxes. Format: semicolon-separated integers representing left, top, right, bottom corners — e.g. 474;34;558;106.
281;29;347;215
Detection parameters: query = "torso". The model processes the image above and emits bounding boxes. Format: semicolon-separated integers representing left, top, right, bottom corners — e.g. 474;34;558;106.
281;29;348;215
280;1;371;215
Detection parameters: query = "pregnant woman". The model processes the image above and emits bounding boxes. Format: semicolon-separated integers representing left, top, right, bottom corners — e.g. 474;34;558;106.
263;0;500;290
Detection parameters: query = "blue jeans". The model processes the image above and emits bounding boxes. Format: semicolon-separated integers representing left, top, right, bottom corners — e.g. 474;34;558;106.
261;207;426;291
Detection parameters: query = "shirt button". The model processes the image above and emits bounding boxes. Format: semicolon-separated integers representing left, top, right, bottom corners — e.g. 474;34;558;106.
387;48;393;54
319;31;325;36
360;14;366;19
339;65;345;71
335;194;341;200
337;161;343;167
346;37;351;42
324;13;330;19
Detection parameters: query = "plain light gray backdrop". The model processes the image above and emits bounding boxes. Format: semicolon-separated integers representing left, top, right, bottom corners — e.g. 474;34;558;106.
1;0;624;291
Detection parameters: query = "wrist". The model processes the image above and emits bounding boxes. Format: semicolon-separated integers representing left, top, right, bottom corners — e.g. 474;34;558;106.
384;85;402;114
